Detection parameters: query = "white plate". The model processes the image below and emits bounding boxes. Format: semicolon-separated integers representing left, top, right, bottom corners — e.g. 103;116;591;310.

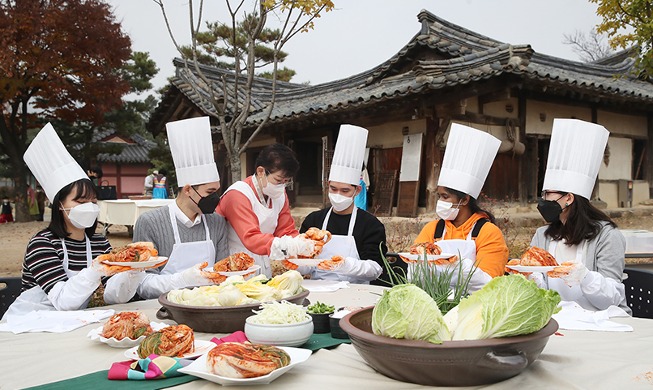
124;339;215;360
101;256;168;268
397;253;457;261
178;346;311;386
215;265;261;276
87;322;168;348
286;258;324;267
506;265;557;273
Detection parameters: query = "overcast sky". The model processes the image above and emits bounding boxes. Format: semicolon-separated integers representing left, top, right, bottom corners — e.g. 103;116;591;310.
108;1;603;92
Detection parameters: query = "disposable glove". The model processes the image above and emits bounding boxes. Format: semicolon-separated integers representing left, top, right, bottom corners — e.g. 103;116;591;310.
270;235;315;260
179;263;214;287
547;262;589;287
328;256;382;281
103;271;147;304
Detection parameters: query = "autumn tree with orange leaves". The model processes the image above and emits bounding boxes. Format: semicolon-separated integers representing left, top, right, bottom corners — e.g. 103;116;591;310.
0;0;132;221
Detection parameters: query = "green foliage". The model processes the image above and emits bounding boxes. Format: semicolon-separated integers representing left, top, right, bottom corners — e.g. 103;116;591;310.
590;0;653;78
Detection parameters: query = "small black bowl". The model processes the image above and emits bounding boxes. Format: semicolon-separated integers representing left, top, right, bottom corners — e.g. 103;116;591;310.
329;314;350;339
309;312;332;334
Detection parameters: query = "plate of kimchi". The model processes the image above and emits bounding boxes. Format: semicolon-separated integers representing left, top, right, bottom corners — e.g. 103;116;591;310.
124;339;216;360
98;242;167;268
87;312;168;348
179;343;311;385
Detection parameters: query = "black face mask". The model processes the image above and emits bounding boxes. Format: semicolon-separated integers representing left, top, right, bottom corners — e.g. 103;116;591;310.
537;198;563;223
192;188;221;214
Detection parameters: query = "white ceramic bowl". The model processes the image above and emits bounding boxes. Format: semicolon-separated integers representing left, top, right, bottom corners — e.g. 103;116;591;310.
244;316;314;347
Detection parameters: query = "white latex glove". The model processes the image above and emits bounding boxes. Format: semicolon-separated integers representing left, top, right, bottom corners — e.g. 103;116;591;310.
333;257;383;281
449;258;492;293
270;236;315;260
46;268;103;311
136;264;214;300
103;271;147;304
548;262;589;287
527;272;547;289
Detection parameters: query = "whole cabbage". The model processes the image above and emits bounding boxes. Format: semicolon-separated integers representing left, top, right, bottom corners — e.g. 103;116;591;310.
372;284;451;344
450;274;561;340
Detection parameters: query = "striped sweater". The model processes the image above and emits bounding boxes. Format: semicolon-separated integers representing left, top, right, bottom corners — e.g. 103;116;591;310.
22;229;111;293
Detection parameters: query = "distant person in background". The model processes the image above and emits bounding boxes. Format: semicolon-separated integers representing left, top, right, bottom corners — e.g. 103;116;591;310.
27;186;40;219
144;170;157;196
354;163;369;211
0;198;13;223
36;185;46;221
152;169;168;199
86;167;103;187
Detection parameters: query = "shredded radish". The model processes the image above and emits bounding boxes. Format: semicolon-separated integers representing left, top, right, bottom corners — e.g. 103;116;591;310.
248;300;309;324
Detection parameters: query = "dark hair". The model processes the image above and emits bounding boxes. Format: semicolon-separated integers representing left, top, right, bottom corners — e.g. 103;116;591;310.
159;168;167;176
88;166;103;178
255;144;299;177
48;179;99;239
446;187;496;224
544;194;616;245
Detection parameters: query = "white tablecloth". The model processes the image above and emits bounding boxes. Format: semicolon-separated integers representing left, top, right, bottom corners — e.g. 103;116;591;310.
2;285;653;389
98;199;174;227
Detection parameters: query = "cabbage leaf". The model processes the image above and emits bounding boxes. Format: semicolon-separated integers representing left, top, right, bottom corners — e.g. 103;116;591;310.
451;274;561;340
372;284;451;344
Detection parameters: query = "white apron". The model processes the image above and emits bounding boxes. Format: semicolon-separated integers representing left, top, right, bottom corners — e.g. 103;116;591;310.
161;206;215;275
435;224;478;261
4;237;93;318
312;207;363;283
546;241;588;303
224;180;285;277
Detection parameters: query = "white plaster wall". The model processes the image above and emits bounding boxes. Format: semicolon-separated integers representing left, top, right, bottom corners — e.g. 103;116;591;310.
598;181;649;208
599;137;632;180
597;111;648;137
368;119;425;148
525;101;592;135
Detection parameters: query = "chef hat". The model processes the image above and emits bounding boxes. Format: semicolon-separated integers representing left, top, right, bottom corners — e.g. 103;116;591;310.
166;116;220;187
329;124;368;185
437;123;501;199
23;123;89;202
542;118;609;200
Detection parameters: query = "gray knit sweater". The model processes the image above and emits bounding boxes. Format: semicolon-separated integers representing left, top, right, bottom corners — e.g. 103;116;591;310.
133;205;229;262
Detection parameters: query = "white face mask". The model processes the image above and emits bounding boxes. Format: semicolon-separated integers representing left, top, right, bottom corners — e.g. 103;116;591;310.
436;200;461;221
329;192;354;212
62;202;100;229
262;182;286;200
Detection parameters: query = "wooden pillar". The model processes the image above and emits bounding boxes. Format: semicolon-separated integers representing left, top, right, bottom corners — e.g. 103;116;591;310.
517;94;529;204
647;114;653;198
424;116;440;212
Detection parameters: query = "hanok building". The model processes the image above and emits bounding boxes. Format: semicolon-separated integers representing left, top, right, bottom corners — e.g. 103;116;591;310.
148;10;653;216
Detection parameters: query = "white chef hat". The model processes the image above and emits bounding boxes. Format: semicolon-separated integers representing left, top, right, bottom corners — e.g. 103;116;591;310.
437;123;501;199
166;116;220;187
329;124;368;185
542;118;609;200
23;123;89;202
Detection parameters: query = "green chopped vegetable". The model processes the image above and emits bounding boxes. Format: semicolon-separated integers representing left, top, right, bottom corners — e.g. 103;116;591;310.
307;301;335;314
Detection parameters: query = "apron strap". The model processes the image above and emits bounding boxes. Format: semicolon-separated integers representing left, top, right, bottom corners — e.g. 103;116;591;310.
60;235;92;276
169;205;211;244
322;207;357;237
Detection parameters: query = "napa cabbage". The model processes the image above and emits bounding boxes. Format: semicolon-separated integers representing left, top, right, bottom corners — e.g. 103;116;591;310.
371;284;451;344
450;274;561;340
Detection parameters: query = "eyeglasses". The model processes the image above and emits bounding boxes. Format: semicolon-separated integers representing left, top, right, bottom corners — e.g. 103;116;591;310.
541;191;567;199
265;170;293;188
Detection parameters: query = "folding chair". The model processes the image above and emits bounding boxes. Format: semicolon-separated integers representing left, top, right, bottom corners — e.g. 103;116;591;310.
0;277;22;318
623;267;653;319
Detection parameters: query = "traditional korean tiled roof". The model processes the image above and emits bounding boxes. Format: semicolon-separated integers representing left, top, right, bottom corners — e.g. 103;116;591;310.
149;9;653;132
95;130;156;164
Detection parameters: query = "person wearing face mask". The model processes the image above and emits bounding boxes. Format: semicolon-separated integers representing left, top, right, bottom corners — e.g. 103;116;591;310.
530;119;628;313
414;124;508;289
122;117;230;300
3;124;137;319
300;125;386;284
217;144;313;277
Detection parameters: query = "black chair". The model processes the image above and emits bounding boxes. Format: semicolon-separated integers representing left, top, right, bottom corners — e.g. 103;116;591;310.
623;268;653;319
0;277;22;318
